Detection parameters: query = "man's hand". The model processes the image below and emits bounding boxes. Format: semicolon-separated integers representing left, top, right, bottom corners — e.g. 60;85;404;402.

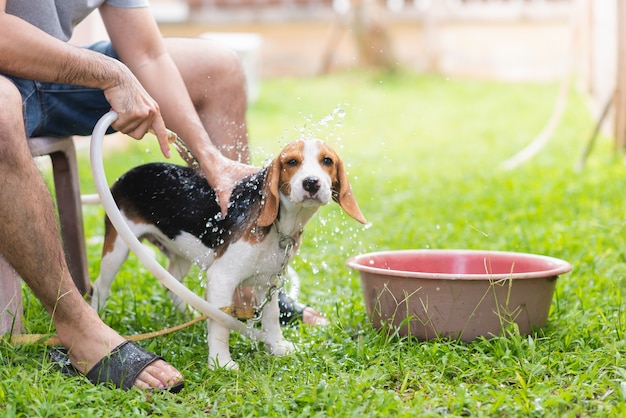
205;157;260;216
103;63;172;159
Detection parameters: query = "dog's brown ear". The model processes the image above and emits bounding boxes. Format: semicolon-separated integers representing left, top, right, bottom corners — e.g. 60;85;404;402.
257;159;281;227
333;159;367;224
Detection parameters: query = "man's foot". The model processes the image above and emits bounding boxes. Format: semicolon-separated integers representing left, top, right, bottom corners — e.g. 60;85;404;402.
55;305;183;391
301;306;330;326
131;357;184;391
278;291;329;326
50;341;184;392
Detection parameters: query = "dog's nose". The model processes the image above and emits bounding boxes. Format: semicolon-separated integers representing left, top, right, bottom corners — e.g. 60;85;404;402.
303;177;321;195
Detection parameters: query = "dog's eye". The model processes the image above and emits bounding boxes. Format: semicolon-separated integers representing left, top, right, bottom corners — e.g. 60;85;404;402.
321;157;334;167
286;159;299;167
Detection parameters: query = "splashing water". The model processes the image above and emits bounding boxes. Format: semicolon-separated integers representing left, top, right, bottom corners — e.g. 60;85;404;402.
319;105;347;127
293;103;351;147
242;103;371;318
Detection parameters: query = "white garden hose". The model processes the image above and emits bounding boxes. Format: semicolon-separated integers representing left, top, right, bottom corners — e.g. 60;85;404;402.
90;110;265;342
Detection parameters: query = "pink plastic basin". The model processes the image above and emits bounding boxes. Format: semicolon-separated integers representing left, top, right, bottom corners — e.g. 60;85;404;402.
347;249;572;341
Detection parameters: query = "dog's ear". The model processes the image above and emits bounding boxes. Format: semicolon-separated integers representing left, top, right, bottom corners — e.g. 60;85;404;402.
257;159;281;227
333;159;367;224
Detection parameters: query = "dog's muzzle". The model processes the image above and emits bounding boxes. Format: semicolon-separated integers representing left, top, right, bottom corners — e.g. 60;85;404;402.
302;176;321;198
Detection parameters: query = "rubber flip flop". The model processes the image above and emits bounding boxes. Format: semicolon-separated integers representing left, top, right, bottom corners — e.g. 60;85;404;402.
48;341;184;393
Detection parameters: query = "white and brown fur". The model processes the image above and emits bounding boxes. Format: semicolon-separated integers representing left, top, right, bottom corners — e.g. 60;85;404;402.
91;139;366;369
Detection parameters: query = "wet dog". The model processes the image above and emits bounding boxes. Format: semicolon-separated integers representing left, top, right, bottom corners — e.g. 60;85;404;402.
91;139;366;369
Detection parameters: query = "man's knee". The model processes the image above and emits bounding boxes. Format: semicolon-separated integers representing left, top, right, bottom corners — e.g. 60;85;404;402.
207;43;247;90
0;77;25;128
165;37;247;103
0;77;28;156
0;77;30;163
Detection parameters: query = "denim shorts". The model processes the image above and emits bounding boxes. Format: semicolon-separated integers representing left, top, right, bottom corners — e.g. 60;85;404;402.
6;41;118;137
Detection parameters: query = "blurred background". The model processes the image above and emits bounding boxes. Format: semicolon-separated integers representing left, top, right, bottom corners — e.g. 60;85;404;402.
70;0;623;148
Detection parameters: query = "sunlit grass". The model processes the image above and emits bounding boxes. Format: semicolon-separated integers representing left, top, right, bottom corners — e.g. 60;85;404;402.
2;69;626;416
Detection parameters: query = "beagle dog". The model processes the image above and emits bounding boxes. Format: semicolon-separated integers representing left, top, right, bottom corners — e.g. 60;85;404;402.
91;139;366;369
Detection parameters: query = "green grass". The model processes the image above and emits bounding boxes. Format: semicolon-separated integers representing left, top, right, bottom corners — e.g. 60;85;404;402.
2;69;626;416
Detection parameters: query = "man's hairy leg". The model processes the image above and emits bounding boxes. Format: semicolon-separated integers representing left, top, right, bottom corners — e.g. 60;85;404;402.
0;78;182;390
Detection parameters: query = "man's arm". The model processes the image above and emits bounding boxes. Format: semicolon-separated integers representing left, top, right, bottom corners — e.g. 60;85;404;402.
0;0;250;211
0;2;169;155
99;4;254;210
0;7;125;92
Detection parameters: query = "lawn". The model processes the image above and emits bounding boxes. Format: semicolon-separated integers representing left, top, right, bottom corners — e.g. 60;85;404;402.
2;69;626;417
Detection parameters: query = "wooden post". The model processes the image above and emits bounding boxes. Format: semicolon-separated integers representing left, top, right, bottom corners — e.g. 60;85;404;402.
614;0;626;151
351;0;397;70
422;0;441;73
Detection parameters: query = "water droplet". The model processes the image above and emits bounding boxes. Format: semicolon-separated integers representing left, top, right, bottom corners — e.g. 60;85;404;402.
311;263;319;274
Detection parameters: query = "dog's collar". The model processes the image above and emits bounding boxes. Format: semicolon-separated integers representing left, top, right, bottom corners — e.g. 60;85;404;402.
274;217;303;248
279;233;297;250
271;231;297;289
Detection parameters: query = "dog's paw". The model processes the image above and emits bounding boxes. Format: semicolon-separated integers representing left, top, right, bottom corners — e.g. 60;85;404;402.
208;355;239;371
267;340;295;356
89;286;108;311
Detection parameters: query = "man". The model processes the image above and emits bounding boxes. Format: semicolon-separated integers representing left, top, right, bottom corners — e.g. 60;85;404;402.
0;1;322;391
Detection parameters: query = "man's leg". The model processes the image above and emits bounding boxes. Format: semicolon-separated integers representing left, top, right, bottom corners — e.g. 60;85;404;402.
164;38;328;326
0;77;182;390
164;37;250;163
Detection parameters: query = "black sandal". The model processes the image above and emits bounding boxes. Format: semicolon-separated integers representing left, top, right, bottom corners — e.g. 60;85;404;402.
49;341;184;393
